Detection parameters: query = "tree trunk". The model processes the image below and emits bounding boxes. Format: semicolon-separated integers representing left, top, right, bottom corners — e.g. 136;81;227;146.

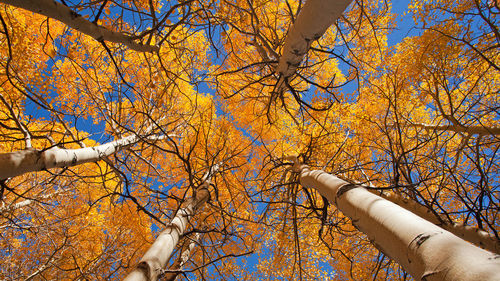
292;164;500;281
276;0;353;78
0;134;161;180
376;190;500;254
123;164;219;281
123;187;209;281
163;233;200;281
0;0;158;52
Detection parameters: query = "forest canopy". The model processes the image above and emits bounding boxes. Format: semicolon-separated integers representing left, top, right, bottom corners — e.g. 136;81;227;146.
0;0;499;280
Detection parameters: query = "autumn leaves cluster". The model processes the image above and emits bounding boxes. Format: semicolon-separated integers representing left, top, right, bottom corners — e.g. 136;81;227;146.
0;0;498;279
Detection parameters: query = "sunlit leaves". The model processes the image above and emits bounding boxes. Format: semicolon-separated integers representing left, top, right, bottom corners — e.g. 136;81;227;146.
0;0;498;280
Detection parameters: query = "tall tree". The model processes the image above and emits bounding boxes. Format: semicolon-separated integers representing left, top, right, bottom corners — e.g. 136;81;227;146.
287;157;500;280
0;0;499;280
124;164;219;281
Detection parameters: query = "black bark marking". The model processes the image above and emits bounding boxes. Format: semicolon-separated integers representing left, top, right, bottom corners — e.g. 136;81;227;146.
409;232;442;250
69;10;81;19
136;261;152;279
336;183;358;198
71;154;78;165
408;232;442;264
489;254;500;260
413;233;431;248
92;147;104;159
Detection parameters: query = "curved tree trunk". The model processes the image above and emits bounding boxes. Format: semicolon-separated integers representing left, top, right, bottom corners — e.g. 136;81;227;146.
0;0;158;52
292;164;500;281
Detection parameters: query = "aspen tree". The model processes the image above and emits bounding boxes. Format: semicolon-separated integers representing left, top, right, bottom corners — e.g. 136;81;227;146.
0;133;164;180
376;190;500;254
163;233;200;281
0;0;158;52
288;158;500;281
124;164;220;281
276;0;353;78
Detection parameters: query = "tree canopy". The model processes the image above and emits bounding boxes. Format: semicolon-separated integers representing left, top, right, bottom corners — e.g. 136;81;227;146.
0;0;498;280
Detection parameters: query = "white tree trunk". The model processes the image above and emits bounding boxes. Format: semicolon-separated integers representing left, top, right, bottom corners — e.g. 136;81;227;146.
177;233;199;273
123;189;209;281
293;164;500;280
163;232;200;281
0;134;158;180
0;187;72;215
377;191;500;254
276;0;353;78
0;0;158;52
123;164;220;281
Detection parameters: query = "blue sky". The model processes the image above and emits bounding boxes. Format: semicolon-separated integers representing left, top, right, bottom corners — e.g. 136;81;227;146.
389;0;417;47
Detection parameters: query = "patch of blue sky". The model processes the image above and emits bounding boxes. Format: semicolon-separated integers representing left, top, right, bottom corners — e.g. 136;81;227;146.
388;0;419;47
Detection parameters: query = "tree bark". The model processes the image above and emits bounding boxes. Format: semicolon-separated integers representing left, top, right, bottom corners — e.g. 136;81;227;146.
0;187;71;215
163;233;200;281
376;191;500;254
123;164;220;281
276;0;353;78
0;0;158;52
123;187;209;281
0;134;159;180
292;164;500;281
